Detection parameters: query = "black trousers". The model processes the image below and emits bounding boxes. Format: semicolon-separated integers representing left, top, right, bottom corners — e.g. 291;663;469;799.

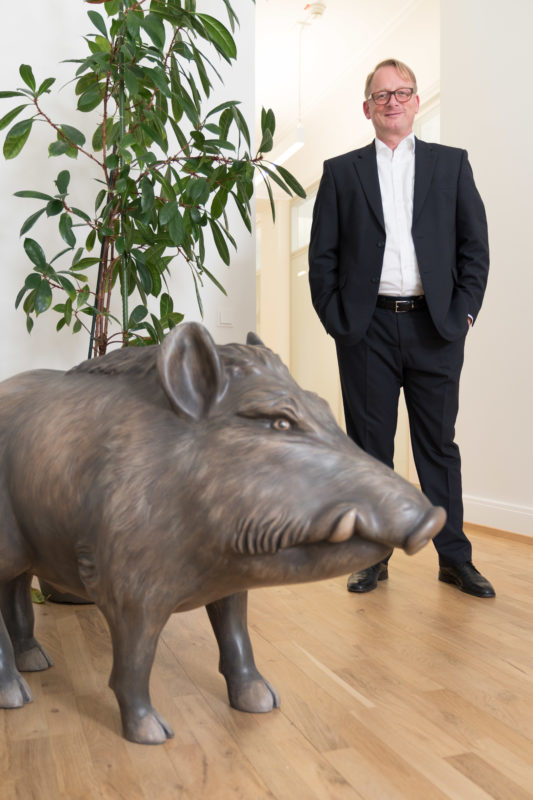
336;304;472;565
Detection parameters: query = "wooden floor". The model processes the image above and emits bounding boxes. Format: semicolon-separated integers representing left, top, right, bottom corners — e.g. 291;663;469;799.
1;526;532;799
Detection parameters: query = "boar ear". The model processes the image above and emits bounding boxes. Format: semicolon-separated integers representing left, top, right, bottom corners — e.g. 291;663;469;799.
157;322;226;420
246;331;265;346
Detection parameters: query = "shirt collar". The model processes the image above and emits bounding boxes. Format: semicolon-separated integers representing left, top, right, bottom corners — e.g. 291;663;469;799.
375;133;416;158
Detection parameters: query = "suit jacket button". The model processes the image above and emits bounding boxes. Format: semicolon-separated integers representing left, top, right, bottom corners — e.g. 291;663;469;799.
377;241;385;247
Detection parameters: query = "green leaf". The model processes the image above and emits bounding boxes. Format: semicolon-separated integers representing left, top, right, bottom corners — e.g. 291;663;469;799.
57;275;76;300
26;315;34;333
46;200;64;217
95;188;107;212
231;106;251;149
0;91;25;99
64;297;73;326
70;257;100;271
275;164;306;199
24;273;42;290
88;9;108;38
24;238;47;269
77;285;90;308
86;228;96;251
19;64;36;91
14;190;53;201
126;11;141;38
59;214;76;248
197;14;236;62
206;100;239;120
258;128;273;154
140;177;154;214
55;170;71;195
37;77;56;97
144;260;162;297
211;187;228;219
128;305;148;326
150;313;165;343
230;191;251;232
259;168;276;223
124;67;138;96
168;208;184;246
60;125;86;147
71;207;91;222
160;292;173;317
261;107;276;138
136;262;153;293
34;280;52;314
201;263;227;295
105;153;119;169
102;0;119;16
92;35;111;53
48;140;69;157
258;163;297;200
209;219;230;265
159;201;178;226
19;208;46;236
77;85;102;112
142;13;166;49
15;286;27;309
3;118;33;159
0;105;28;132
188;178;210;205
140;121;167;153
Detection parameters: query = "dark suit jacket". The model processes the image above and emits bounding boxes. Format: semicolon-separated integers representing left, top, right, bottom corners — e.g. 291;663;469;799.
308;138;489;344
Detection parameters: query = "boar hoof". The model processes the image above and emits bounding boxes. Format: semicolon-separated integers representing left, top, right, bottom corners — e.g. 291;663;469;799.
0;675;33;708
15;641;54;672
123;707;175;745
227;675;280;714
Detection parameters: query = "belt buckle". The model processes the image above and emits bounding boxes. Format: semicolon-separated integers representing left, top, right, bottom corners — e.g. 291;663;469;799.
395;299;405;313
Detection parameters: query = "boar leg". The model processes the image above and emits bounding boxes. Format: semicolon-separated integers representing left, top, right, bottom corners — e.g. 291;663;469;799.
0;585;33;708
0;572;53;672
206;591;280;713
102;605;174;745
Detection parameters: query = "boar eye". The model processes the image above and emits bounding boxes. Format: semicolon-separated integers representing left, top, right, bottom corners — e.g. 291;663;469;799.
272;417;292;431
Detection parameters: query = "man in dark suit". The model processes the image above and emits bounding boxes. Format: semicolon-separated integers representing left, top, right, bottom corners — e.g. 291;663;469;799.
308;58;495;598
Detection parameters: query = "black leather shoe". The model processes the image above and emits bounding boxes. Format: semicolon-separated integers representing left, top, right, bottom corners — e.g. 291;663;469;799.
438;561;495;598
347;563;388;593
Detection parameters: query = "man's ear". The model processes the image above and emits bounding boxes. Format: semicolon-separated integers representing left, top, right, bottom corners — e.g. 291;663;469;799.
363;100;371;120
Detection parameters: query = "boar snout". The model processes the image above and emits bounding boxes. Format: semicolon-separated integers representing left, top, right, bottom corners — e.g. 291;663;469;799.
402;506;447;555
326;504;446;554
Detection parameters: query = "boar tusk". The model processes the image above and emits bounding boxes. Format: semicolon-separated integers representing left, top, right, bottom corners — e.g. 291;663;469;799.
329;509;357;543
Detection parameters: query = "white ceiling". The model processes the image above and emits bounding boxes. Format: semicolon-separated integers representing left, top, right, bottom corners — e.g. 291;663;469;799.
255;0;417;144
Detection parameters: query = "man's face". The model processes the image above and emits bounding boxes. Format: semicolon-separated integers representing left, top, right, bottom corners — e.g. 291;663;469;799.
363;66;420;143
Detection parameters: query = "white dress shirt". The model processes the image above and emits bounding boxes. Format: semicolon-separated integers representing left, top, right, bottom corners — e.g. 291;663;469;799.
375;133;423;297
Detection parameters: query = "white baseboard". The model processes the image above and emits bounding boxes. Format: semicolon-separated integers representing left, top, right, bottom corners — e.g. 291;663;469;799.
463;495;533;538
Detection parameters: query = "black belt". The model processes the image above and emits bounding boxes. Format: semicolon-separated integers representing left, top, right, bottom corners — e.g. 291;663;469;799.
376;295;426;313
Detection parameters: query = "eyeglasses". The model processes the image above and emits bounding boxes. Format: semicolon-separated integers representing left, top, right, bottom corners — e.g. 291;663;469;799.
368;88;415;105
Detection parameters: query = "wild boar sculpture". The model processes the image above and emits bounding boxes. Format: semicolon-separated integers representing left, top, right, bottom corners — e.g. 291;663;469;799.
0;322;445;744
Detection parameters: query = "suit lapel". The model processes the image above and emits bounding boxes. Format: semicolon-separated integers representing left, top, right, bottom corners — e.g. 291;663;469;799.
352;142;385;231
413;138;437;224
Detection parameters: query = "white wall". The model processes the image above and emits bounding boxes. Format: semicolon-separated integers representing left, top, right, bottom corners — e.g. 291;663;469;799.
441;0;533;537
0;0;255;380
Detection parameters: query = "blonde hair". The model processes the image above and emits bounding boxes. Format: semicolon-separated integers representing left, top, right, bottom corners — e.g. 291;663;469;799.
364;59;418;99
